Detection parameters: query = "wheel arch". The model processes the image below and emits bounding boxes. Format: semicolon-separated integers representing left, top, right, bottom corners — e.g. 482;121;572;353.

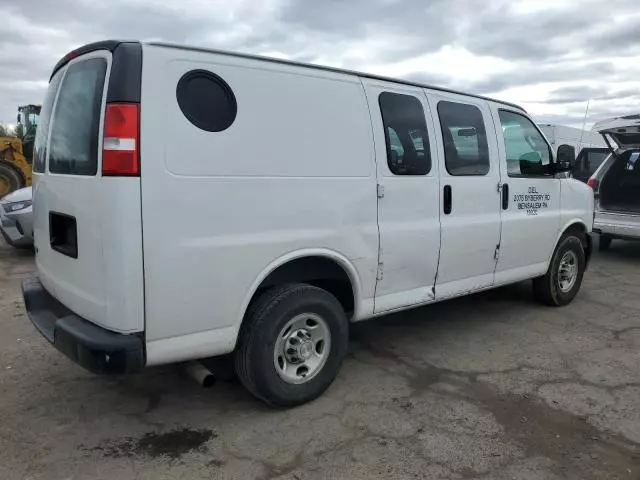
555;220;592;265
237;249;363;333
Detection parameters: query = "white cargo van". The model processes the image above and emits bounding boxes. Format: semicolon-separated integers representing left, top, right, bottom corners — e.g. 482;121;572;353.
538;124;606;154
22;41;594;406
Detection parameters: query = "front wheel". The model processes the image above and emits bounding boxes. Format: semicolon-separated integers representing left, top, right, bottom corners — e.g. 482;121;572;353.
533;233;586;306
235;284;349;407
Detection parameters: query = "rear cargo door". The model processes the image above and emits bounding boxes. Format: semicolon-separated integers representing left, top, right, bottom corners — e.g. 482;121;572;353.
32;48;144;333
597;116;640;151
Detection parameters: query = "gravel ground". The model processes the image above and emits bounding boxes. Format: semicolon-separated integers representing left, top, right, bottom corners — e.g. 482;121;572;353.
1;236;639;480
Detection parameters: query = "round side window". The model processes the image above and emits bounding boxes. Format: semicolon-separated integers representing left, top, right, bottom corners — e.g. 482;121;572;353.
176;69;237;132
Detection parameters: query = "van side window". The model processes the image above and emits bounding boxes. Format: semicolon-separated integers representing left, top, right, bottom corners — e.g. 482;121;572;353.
177;70;237;132
437;101;490;176
498;110;552;177
49;58;107;176
379;92;431;175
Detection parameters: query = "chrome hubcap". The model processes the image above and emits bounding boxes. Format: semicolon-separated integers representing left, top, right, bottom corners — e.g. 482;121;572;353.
274;313;331;384
558;250;578;293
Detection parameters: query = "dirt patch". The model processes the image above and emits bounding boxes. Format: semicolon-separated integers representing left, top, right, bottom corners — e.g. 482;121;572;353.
90;428;216;459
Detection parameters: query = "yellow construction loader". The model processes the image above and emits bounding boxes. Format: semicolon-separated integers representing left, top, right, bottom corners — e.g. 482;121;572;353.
0;104;41;197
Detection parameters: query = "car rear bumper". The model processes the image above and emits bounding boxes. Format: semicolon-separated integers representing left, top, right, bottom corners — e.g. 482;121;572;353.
0;208;33;247
594;212;640;239
22;277;145;374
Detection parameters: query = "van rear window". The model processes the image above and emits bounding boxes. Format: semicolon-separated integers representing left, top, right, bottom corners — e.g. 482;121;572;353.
33;69;64;173
49;58;107;176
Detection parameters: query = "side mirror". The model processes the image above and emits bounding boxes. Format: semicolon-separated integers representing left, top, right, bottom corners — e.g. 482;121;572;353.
555;144;576;173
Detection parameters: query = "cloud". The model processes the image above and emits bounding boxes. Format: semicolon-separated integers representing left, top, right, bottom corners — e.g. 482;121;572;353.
543;85;640;105
0;0;639;131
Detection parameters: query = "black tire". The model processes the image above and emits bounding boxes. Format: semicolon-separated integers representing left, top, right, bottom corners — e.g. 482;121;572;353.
235;284;349;407
598;235;612;252
533;233;586;306
0;162;25;196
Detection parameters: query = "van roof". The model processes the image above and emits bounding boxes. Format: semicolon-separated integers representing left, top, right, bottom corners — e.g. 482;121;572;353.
148;41;526;112
52;39;525;113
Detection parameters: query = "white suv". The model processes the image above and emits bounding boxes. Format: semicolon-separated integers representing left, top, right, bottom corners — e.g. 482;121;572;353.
590;115;640;250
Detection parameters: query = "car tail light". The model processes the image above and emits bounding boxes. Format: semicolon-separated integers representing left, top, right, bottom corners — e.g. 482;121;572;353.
102;103;139;176
587;177;599;190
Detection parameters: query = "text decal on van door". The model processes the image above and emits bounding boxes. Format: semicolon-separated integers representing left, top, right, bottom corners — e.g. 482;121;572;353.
513;187;551;216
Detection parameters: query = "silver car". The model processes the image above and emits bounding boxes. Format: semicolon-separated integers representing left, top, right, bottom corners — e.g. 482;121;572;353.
590;115;640;251
0;186;33;248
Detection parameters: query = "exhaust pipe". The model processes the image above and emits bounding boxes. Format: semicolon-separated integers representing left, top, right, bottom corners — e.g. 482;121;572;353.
184;361;216;388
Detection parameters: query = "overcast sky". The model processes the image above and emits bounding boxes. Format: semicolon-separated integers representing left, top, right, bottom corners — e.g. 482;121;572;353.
1;0;639;129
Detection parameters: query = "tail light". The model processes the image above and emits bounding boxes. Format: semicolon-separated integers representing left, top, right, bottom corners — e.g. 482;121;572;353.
102;103;140;176
587;177;599;190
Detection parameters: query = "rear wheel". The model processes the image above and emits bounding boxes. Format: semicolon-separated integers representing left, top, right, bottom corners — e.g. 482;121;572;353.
533;233;586;306
598;235;612;252
235;284;349;407
0;162;25;197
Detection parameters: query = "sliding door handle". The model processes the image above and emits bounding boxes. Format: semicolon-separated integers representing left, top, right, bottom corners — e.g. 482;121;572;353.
502;183;509;210
443;185;452;215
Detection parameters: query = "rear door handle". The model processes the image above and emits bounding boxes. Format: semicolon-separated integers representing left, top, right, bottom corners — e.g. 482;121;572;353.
502;183;509;210
443;185;452;215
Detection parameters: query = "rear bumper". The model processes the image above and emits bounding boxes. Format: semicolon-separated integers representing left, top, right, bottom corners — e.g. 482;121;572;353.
0;208;33;247
594;213;640;240
22;277;145;374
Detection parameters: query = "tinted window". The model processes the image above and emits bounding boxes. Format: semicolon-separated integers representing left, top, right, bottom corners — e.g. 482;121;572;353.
33;69;64;173
379;92;431;175
177;70;237;132
49;58;107;175
573;148;610;182
499;110;552;177
437;101;489;176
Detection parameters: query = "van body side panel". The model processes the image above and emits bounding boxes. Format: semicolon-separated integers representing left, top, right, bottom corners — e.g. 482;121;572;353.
139;45;378;353
559;180;595;236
